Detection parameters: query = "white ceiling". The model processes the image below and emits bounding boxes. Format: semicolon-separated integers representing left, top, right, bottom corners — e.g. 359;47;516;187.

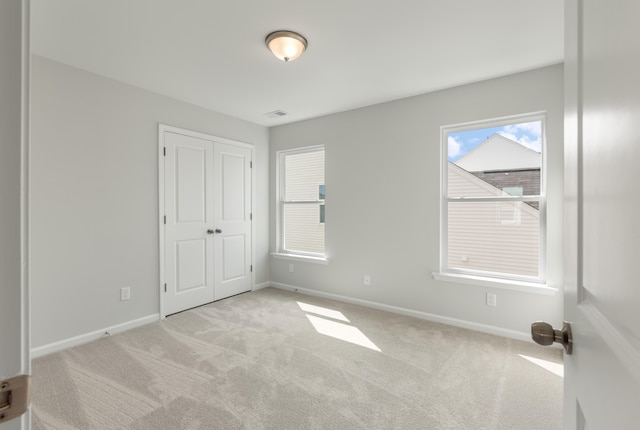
31;0;564;127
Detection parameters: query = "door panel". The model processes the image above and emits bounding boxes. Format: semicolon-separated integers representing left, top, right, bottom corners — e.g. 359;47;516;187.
175;239;206;292
564;0;640;428
214;143;252;300
221;153;246;221
164;131;214;315
222;235;246;281
176;146;207;222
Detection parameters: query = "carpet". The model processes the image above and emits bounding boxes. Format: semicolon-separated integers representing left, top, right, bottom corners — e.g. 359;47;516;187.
32;287;562;429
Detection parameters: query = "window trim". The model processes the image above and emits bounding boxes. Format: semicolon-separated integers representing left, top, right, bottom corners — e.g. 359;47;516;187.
276;145;326;259
438;112;547;285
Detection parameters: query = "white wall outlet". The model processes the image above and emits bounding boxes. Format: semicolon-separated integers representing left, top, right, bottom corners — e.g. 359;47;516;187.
486;292;497;307
289;263;294;273
120;287;131;301
363;275;371;286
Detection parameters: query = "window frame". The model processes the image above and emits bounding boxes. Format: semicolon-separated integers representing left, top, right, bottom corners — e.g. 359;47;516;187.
439;112;547;286
276;145;326;260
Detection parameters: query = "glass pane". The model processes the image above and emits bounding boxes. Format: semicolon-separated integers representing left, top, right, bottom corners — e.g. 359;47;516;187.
284;150;325;201
447;121;542;198
447;201;539;277
284;203;325;254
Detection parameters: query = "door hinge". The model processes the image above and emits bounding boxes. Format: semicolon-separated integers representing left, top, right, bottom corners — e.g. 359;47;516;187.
250;213;253;220
250;161;253;168
164;215;166;225
250;265;253;272
164;283;167;293
163;147;166;156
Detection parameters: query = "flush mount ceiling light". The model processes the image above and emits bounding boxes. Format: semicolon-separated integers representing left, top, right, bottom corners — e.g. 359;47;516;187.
265;30;308;62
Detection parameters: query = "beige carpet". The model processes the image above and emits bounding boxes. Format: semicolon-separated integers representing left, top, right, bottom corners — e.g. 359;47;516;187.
32;287;562;429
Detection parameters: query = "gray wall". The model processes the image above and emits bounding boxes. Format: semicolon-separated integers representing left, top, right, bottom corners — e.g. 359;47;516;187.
269;65;564;337
30;56;269;349
31;56;562;350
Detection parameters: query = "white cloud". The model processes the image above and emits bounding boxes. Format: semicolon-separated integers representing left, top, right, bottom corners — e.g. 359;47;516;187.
448;136;462;158
499;121;542;152
503;121;541;137
499;131;542;152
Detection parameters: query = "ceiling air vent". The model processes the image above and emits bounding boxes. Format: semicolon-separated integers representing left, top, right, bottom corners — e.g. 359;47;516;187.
264;110;288;118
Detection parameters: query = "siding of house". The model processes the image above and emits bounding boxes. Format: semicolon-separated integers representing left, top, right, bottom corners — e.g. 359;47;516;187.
448;163;539;277
283;149;325;254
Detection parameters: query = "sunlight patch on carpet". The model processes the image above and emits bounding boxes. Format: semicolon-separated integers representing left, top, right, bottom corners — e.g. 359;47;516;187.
297;301;350;322
518;354;564;377
305;314;381;351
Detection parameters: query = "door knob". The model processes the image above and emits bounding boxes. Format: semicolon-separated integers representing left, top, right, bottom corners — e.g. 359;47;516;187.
531;321;573;354
207;229;215;234
215;228;222;234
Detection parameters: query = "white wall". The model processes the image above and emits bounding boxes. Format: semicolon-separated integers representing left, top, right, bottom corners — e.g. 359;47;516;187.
30;55;269;350
269;65;564;338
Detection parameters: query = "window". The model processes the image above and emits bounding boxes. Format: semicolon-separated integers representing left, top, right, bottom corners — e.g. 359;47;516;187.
277;146;325;257
440;113;545;283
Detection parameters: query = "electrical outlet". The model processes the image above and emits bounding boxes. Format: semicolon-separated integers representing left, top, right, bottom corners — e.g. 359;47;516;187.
486;293;497;307
363;275;371;286
120;287;131;301
289;263;294;273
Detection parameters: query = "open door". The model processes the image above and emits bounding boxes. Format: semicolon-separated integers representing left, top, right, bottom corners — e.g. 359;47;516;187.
0;1;30;429
561;0;640;427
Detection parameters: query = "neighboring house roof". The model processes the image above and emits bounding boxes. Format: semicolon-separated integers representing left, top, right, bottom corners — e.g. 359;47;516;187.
447;162;539;217
455;133;541;172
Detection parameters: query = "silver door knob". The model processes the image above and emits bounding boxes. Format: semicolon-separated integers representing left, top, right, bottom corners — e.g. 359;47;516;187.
531;321;573;354
215;228;222;234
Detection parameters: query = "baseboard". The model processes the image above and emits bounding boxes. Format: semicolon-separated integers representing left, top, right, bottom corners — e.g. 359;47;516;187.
268;282;532;343
253;281;270;291
31;313;160;358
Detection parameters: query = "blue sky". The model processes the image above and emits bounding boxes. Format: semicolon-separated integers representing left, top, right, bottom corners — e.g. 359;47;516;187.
448;121;542;162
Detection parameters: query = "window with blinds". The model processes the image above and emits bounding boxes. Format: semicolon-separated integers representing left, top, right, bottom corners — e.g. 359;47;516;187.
278;146;325;257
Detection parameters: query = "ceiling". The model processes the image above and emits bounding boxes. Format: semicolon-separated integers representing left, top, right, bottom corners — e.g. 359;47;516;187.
31;0;564;127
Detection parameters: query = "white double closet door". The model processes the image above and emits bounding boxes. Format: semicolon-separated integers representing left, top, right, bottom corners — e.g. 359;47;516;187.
161;125;252;316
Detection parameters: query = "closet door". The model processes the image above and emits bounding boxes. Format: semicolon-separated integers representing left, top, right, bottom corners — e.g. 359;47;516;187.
163;130;215;315
161;126;253;316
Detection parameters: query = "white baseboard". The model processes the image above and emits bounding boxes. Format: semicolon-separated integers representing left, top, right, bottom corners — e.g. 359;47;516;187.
268;282;532;343
31;282;536;359
253;281;270;291
31;314;160;358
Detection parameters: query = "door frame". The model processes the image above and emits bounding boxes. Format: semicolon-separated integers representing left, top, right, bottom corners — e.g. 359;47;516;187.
158;124;255;319
1;0;30;428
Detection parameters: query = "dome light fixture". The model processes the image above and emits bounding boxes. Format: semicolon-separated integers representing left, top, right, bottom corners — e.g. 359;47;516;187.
265;30;308;62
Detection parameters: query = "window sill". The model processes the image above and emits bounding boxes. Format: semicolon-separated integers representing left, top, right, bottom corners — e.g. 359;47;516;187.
271;253;329;265
431;272;558;296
